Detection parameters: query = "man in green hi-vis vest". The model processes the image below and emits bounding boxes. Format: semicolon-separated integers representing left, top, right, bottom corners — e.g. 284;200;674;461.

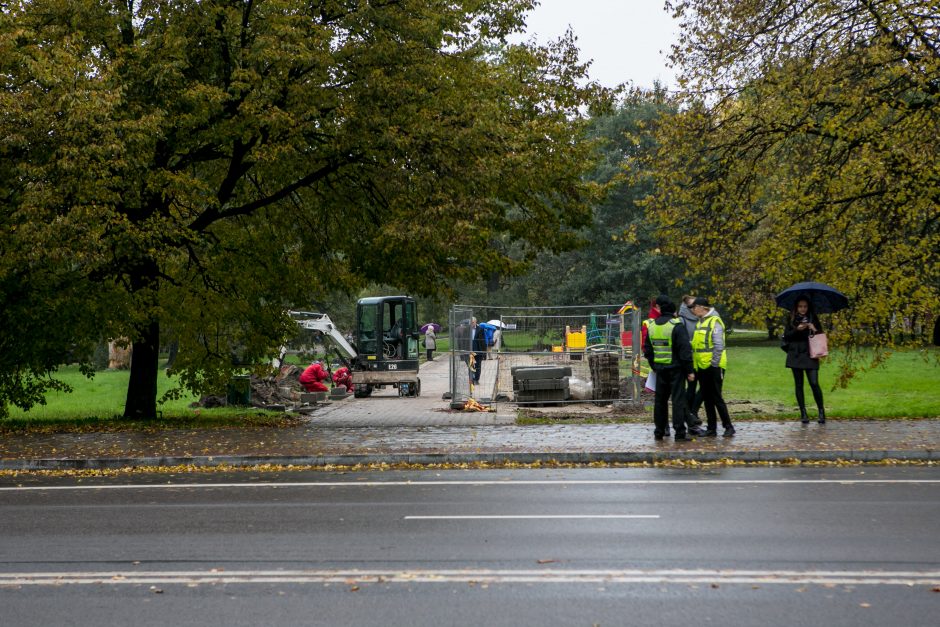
643;295;696;441
691;296;735;437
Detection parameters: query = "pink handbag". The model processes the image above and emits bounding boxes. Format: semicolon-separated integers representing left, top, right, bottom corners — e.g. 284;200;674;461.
808;333;829;358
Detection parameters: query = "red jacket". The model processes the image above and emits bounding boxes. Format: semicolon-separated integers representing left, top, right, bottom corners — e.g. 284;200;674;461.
299;363;329;392
641;303;661;347
332;366;352;390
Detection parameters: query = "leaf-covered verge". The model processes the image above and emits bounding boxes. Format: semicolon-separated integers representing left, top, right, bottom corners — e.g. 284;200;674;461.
0;458;933;480
0;410;303;435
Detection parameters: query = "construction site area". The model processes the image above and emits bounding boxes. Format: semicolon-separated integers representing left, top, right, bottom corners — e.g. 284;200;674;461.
203;302;648;422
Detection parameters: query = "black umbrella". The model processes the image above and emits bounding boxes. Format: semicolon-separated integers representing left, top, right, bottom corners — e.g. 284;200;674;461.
775;281;849;314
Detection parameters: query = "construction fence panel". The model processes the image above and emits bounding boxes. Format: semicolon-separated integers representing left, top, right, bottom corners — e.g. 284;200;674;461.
448;305;643;407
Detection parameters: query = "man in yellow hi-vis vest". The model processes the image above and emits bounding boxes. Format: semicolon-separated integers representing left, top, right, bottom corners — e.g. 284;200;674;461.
691;297;735;437
642;295;696;441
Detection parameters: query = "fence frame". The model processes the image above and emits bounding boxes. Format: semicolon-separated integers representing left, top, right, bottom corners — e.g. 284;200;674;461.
448;304;643;408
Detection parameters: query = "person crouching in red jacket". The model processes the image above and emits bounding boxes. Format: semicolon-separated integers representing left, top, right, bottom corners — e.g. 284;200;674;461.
332;366;353;394
299;361;330;392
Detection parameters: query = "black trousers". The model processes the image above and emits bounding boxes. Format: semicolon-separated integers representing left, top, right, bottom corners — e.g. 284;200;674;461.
653;368;687;437
697;366;732;431
686;378;703;426
791;368;824;413
426;349;434;361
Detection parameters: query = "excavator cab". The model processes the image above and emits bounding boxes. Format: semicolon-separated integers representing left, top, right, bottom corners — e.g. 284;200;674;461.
352;295;420;397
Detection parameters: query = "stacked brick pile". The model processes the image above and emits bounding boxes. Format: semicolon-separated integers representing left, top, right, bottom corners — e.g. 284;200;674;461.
588;353;619;405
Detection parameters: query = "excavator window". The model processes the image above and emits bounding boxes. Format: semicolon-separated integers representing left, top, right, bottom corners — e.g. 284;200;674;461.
357;304;378;356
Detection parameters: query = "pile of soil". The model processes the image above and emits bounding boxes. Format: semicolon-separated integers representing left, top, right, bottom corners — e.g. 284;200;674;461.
192;365;306;410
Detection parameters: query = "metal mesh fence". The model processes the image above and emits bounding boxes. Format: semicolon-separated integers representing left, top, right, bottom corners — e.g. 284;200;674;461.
448;304;643;407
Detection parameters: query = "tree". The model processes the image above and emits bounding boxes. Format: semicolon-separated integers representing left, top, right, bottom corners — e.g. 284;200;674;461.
647;1;940;365
489;87;700;309
0;0;608;418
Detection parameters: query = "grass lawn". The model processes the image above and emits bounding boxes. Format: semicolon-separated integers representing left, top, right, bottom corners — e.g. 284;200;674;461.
0;364;303;432
3;340;937;430
726;339;940;418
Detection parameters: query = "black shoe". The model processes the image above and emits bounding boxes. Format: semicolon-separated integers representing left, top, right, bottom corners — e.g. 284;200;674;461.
702;430;718;437
654;433;665;441
818;409;826;424
818;418;826;424
723;427;736;437
674;433;693;441
688;427;706;437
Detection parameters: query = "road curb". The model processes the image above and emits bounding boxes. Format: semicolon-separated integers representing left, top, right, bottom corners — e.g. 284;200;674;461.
0;449;935;471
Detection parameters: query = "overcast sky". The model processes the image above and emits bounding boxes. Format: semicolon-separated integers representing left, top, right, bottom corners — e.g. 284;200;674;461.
520;0;680;90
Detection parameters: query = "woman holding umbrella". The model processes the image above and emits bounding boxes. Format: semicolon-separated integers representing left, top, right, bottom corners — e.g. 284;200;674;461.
782;297;826;424
776;282;848;425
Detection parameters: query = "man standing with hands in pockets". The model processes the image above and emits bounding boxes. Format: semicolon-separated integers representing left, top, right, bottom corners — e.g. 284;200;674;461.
691;297;735;437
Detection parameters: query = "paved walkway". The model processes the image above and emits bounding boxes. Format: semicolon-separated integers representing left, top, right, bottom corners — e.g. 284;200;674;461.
1;358;938;469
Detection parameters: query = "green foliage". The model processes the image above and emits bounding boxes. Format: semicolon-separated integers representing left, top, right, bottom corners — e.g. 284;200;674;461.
648;1;940;371
0;0;610;417
466;87;701;308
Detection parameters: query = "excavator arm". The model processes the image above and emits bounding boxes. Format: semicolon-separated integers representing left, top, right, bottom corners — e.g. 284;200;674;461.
290;311;357;360
274;311;357;368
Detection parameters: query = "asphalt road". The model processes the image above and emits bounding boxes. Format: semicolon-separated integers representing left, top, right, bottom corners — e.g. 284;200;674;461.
1;466;938;626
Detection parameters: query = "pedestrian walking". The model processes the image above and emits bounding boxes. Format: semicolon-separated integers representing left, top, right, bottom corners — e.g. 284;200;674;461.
643;295;696;441
782;297;826;424
679;294;704;431
690;297;734;437
424;325;437;361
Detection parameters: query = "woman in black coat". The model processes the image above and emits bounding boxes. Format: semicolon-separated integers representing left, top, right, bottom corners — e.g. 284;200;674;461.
783;297;826;424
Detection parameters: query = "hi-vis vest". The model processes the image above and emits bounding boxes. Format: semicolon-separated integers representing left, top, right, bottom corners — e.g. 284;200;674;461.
692;315;727;370
648;319;679;366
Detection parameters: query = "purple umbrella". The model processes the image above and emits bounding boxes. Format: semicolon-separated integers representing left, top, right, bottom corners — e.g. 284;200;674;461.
420;322;441;333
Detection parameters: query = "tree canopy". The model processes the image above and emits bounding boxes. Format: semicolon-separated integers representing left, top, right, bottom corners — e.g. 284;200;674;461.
0;0;609;418
480;87;698;310
647;0;939;371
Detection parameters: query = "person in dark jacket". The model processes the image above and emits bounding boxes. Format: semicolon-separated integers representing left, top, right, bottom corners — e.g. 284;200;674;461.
469;318;487;384
783;297;826;424
643;295;696;441
678;294;704;432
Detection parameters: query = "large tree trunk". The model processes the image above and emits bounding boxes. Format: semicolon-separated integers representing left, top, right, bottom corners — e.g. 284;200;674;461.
123;319;160;419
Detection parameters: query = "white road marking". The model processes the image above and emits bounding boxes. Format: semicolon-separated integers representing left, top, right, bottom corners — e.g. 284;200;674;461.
0;568;938;586
403;514;660;520
1;479;938;491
